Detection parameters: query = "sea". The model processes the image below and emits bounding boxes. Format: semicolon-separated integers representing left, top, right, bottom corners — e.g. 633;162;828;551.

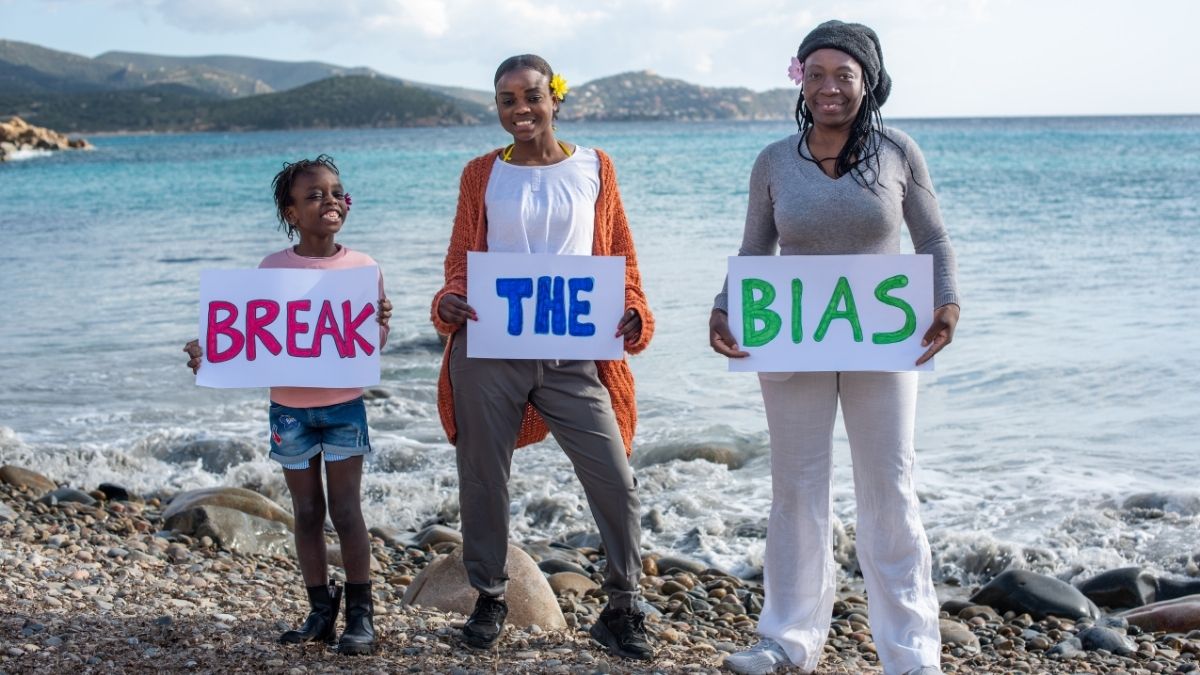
2;117;1198;590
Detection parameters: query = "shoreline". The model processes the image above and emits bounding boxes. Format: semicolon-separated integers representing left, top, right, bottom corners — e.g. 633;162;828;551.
3;467;1198;673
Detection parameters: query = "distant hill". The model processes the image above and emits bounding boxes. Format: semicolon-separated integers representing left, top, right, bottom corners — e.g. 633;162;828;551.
0;76;487;132
94;51;378;97
562;70;796;122
0;40;799;132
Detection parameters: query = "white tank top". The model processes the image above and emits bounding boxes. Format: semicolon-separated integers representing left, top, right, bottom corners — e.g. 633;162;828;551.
485;146;600;254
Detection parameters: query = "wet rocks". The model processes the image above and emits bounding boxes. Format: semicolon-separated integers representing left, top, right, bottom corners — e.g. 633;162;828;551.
164;439;259;473
0;116;92;161
1119;594;1200;633
161;486;294;530
969;569;1101;620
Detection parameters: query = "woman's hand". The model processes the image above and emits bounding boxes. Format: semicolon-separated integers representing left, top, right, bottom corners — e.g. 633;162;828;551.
709;309;749;358
915;303;959;366
183;339;203;374
376;297;393;329
616;309;641;348
437;293;477;326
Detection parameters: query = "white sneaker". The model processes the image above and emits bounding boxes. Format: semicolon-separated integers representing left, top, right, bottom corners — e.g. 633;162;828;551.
723;638;793;674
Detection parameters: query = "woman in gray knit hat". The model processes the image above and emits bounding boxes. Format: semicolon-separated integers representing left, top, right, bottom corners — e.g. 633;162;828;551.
710;20;959;675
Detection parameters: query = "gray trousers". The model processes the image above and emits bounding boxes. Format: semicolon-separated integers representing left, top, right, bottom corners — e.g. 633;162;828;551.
449;325;642;608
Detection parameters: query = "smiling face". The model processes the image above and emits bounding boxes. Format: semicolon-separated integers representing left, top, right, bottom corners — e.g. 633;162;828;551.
803;48;866;131
495;67;558;143
283;166;347;242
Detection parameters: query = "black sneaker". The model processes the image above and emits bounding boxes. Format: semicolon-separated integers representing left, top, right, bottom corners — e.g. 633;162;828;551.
589;606;654;661
462;594;508;649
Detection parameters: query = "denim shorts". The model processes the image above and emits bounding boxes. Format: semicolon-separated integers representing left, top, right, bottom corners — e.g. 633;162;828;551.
268;397;371;469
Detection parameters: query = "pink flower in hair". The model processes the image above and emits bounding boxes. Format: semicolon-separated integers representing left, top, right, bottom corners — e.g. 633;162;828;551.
344;193;352;210
788;56;805;85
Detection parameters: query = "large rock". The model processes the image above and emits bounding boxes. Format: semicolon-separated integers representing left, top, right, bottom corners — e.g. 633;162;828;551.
1076;567;1200;609
401;544;566;630
1076;567;1157;609
1118;594;1200;633
165;439;259;472
0;465;56;495
0;116;91;162
969;569;1101;620
633;442;744;470
162;487;294;530
164;504;293;557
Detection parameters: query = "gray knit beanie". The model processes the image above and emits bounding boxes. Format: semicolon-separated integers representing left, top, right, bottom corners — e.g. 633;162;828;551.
795;20;891;106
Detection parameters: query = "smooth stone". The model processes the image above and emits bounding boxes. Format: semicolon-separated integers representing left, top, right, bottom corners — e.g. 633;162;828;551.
1158;577;1200;602
940;599;975;615
165;439;257;473
415;524;463;548
969;569;1101;620
39;487;97;506
547;571;597;596
1047;636;1084;658
958;605;999;622
1118;594;1200;633
1078;625;1135;655
559;530;602;550
0;500;16;522
164;504;292;557
162;487;293;530
641;509;665;533
537;558;589;576
1077;567;1159;609
401;544;566;630
0;465;56;494
655;555;707;575
939;618;980;653
96;483;133;502
632;442;745;470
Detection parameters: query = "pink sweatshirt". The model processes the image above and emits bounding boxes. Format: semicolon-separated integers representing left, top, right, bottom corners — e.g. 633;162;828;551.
259;245;388;408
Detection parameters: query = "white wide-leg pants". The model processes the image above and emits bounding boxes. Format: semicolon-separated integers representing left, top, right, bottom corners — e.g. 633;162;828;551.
756;371;940;675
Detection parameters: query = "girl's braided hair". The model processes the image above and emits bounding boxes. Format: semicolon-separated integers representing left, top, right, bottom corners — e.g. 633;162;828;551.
271;154;340;239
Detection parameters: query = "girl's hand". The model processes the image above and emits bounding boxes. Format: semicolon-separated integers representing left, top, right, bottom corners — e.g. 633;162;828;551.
615;309;641;347
915;303;960;366
709;309;750;358
437;293;477;325
183;339;203;374
376;297;392;329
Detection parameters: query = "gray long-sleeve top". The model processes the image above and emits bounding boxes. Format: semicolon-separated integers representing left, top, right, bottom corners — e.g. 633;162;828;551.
714;127;959;311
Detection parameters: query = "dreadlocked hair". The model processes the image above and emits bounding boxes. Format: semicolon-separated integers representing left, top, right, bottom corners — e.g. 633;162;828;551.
271;154;340;240
794;90;930;196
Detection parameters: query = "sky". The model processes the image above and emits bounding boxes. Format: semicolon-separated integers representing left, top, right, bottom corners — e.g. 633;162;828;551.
2;0;1198;118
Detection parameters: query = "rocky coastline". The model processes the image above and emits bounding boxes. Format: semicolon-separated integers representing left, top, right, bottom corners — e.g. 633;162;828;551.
1;465;1198;674
0;116;92;162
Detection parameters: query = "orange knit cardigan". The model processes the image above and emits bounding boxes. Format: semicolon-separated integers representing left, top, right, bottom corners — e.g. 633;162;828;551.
431;148;654;456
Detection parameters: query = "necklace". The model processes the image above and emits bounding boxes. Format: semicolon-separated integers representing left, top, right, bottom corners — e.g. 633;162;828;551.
501;140;574;163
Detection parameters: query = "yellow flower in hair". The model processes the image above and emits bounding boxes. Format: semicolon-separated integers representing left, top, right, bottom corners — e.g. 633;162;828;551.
549;73;569;101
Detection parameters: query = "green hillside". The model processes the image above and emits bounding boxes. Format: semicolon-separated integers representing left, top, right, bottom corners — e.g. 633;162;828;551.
212;75;487;129
0;76;487;132
562;70;796;121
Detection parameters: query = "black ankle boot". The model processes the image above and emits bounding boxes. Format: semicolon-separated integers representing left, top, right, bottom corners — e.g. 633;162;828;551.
279;582;341;644
338;582;376;655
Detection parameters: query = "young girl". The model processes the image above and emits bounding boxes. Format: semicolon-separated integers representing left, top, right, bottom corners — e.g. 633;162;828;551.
432;54;655;660
184;155;391;656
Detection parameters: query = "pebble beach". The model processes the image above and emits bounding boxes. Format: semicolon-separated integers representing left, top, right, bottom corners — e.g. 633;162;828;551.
3;469;1199;675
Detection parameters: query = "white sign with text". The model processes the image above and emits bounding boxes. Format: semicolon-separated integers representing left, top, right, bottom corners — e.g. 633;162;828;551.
196;266;380;388
728;254;934;372
466;252;626;360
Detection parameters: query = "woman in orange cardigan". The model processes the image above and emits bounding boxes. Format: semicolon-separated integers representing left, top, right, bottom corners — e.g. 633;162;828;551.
431;54;655;661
